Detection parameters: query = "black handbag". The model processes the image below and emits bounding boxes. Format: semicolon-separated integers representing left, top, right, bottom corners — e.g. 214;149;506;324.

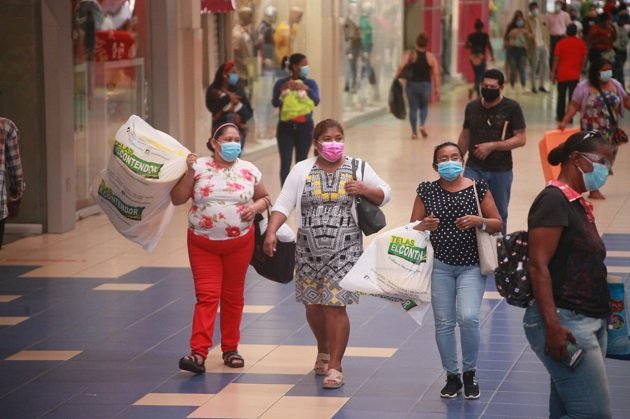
250;205;296;284
351;159;386;236
388;79;406;120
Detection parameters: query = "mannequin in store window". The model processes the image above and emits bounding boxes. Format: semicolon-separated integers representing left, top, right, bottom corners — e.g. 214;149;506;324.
232;6;255;92
343;1;361;93
256;5;278;75
274;7;304;72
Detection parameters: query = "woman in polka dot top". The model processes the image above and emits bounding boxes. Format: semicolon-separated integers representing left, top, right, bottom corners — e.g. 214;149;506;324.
410;141;502;400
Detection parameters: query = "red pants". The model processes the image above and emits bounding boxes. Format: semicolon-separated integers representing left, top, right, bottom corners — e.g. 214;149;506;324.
187;227;254;357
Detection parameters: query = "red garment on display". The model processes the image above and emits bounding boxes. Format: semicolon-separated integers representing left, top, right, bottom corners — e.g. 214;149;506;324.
95;30;136;61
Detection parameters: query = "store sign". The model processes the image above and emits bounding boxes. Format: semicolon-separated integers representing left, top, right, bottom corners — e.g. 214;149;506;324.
201;0;236;13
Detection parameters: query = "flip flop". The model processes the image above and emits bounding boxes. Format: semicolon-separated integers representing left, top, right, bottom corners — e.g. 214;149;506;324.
322;368;344;389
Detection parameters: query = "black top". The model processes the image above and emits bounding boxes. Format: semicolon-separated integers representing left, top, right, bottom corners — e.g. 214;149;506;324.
463;97;526;171
205;85;253;134
467;32;490;55
409;51;431;82
528;186;609;318
417;179;489;266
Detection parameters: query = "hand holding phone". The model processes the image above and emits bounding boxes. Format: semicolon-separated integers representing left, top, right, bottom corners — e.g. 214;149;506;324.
563;341;584;369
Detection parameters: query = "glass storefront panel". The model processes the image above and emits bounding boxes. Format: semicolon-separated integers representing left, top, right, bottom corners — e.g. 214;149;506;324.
72;0;149;210
340;0;403;120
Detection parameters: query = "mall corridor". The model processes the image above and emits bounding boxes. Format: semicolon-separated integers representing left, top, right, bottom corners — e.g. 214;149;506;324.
1;83;630;418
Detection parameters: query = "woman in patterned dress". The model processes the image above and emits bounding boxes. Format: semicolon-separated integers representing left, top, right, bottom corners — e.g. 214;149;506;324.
263;119;391;389
170;123;271;374
559;57;630;199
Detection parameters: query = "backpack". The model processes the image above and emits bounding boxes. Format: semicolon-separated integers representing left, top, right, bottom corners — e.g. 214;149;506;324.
494;230;533;308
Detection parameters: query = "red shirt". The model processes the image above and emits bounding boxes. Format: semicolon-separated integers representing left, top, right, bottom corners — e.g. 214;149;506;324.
554;36;587;82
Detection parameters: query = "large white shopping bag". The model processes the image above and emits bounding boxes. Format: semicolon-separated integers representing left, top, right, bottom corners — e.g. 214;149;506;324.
92;115;190;252
341;223;434;325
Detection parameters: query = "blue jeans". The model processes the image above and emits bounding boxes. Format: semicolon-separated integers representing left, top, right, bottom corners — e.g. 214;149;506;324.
431;259;486;375
406;81;431;133
523;303;611;419
464;166;512;235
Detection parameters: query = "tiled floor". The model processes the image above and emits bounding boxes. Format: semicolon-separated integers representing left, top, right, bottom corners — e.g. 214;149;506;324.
2;83;630;418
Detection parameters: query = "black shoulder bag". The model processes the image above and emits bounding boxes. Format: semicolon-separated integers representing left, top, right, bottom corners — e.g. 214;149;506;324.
351;158;386;236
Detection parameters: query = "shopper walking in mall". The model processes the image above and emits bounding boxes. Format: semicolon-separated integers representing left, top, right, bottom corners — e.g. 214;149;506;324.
171;123;271;374
458;69;526;234
525;130;613;419
552;24;587;123
524;2;550;94
263;118;391;389
206;61;253;151
272;53;320;185
558;57;630;200
504;10;528;93
464;19;494;100
410;142;502;400
395;32;441;139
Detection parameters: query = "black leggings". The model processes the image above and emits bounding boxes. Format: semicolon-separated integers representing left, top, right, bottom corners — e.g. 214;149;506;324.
276;119;314;185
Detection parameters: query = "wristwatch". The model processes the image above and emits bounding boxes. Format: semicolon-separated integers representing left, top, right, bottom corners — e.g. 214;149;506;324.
481;218;488;231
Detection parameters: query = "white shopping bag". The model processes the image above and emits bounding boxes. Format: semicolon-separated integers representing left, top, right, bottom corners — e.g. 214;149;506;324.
92;115;190;252
341;223;434;325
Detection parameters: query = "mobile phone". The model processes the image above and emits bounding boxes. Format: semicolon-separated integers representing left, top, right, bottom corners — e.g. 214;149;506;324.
563;341;584;369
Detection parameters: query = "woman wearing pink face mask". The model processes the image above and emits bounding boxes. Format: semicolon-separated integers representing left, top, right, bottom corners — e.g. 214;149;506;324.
263;119;391;389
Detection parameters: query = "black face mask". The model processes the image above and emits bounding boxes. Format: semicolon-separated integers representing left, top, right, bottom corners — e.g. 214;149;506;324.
481;87;500;103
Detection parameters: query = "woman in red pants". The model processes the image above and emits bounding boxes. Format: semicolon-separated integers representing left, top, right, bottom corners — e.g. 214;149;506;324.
171;123;270;373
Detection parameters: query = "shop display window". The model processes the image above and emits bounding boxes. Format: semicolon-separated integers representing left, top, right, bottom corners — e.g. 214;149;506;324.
340;0;402;118
72;0;148;210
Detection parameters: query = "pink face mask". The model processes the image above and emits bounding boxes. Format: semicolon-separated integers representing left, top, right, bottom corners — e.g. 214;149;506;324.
319;142;344;162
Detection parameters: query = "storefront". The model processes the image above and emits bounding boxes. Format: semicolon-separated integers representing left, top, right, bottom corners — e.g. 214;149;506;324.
72;0;150;211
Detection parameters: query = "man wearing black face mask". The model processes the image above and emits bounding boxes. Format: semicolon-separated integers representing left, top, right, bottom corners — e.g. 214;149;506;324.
457;69;526;235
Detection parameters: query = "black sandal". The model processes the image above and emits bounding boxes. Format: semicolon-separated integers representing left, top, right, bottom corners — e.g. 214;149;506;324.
179;353;206;374
222;351;245;368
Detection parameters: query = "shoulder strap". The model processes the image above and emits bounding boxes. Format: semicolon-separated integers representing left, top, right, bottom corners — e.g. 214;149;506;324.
360;159;366;180
596;86;619;125
351;158;358;181
472;180;482;216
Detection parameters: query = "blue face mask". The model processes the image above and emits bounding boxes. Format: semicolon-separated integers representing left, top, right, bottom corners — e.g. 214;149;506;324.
579;161;609;191
437;160;463;181
600;70;613;82
218;142;241;162
299;65;309;78
227;73;240;86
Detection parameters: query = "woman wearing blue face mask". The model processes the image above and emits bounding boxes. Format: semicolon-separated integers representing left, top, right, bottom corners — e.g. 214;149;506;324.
272;53;320;185
525;130;614;419
410;142;502;400
170;123;271;374
559;57;630;199
206;61;253;150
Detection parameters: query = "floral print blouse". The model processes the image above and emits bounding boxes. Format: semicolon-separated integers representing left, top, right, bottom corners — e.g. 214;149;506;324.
188;157;261;240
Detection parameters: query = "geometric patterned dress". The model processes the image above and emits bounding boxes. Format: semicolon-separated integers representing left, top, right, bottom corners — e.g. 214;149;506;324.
295;159;361;306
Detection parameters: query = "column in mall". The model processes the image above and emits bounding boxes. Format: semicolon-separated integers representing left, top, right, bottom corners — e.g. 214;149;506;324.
305;0;343;122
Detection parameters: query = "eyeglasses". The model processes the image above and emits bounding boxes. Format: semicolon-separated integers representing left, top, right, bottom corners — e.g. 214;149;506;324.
317;136;344;143
579;152;612;170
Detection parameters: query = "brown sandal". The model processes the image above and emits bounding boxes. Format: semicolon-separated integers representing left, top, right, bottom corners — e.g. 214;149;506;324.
222;351;245;368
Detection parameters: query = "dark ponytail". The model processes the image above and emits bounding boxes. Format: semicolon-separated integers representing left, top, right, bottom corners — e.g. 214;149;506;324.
547;130;607;166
